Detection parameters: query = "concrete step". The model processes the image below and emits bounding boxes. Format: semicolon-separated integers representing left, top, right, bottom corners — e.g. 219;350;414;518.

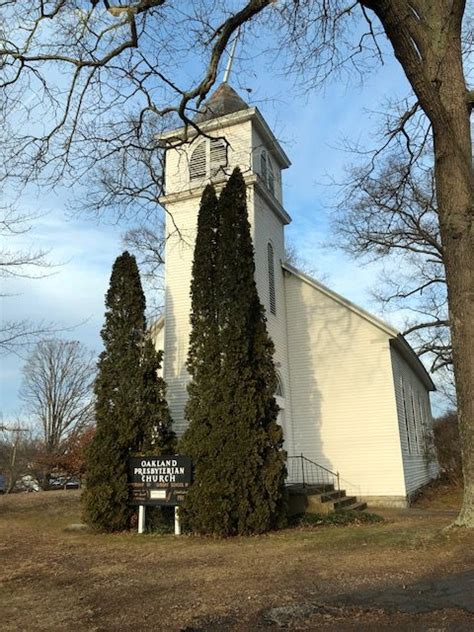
337;501;367;512
286;481;367;516
321;490;346;502
333;495;358;510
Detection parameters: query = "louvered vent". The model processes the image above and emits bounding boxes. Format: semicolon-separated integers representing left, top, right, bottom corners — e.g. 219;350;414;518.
210;139;227;177
189;141;206;181
268;242;276;315
268;158;275;195
260;150;268;183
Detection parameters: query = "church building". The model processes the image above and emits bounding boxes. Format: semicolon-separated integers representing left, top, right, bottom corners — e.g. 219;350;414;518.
152;82;439;507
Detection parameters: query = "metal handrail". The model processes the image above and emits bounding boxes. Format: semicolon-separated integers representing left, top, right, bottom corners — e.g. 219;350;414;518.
286;453;340;493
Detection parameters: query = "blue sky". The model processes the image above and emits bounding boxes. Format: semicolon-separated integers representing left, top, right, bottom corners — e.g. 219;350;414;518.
1;19;420;418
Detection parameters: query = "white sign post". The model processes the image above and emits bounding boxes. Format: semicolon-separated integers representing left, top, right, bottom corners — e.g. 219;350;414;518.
138;504;146;534
174;506;181;535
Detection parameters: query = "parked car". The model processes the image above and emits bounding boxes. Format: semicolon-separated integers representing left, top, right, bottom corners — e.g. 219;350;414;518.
17;475;40;492
49;475;80;490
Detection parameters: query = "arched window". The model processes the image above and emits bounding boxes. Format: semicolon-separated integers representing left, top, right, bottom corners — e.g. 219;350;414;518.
268;242;276;315
189;138;227;182
259;149;277;196
267;157;275;195
210;138;226;177
189;141;206;181
275;373;284;397
260;150;268;183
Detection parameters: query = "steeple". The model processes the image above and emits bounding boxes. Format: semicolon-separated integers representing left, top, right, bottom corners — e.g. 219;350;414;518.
194;83;249;123
194;28;248;123
158;46;292;438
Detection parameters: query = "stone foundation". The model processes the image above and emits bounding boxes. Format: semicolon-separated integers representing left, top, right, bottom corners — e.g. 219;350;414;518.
361;495;408;509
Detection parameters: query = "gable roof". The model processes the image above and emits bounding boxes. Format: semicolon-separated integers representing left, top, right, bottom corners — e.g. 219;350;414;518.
282;262;435;391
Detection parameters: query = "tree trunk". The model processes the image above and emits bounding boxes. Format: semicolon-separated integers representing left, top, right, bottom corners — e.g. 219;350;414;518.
365;1;474;525
432;80;474;529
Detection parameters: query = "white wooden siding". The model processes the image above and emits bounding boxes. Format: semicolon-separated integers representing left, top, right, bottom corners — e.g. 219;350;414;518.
161;114;292;438
252;190;294;454
284;271;407;499
390;347;439;494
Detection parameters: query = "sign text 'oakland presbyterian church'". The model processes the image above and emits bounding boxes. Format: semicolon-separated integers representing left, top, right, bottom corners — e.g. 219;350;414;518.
128;455;192;506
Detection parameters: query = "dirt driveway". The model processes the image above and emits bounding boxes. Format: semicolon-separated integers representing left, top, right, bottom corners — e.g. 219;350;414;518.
1;491;473;631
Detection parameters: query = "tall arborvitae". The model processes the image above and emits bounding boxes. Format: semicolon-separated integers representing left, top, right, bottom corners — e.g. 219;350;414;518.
139;338;176;531
180;185;221;531
83;251;174;531
182;170;286;535
139;339;175;455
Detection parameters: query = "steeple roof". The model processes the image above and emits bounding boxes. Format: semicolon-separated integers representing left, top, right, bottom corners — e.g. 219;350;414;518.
195;83;249;123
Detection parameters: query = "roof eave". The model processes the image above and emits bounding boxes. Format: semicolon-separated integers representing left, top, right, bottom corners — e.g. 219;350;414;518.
282;262;398;337
283;262;436;392
390;335;436;392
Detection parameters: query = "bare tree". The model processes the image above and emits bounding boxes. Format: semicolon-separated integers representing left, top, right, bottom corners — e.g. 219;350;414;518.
0;206;51;281
20;339;95;489
0;1;472;524
0;204;60;355
334;151;451;383
122;221;166;319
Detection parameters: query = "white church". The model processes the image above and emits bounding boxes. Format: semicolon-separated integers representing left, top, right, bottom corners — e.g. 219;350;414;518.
152;82;439;508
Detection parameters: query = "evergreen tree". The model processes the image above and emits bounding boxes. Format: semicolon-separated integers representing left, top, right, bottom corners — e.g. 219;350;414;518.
138;339;176;455
82;251;174;531
182;169;286;536
139;337;176;532
180;185;222;531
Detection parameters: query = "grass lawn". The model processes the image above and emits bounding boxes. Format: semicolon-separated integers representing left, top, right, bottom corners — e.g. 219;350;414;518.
0;488;473;631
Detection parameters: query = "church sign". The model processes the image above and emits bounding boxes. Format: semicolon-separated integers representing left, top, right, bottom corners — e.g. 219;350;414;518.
128;455;192;507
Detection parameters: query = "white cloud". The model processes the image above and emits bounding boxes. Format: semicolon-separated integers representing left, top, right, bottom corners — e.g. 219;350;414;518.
1;199;128;416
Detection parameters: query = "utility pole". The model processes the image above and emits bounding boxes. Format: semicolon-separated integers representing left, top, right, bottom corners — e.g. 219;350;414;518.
0;423;29;493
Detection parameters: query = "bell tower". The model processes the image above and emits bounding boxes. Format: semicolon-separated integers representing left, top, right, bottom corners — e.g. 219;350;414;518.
157;83;294;448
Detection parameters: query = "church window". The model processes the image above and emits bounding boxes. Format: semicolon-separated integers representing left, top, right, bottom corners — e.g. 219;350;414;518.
189;138;227;182
410;386;421;454
275;374;284;397
260;149;276;196
400;376;411;454
260;150;268;183
267;157;275;195
268;242;276;315
210;138;227;177
189;141;206;181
